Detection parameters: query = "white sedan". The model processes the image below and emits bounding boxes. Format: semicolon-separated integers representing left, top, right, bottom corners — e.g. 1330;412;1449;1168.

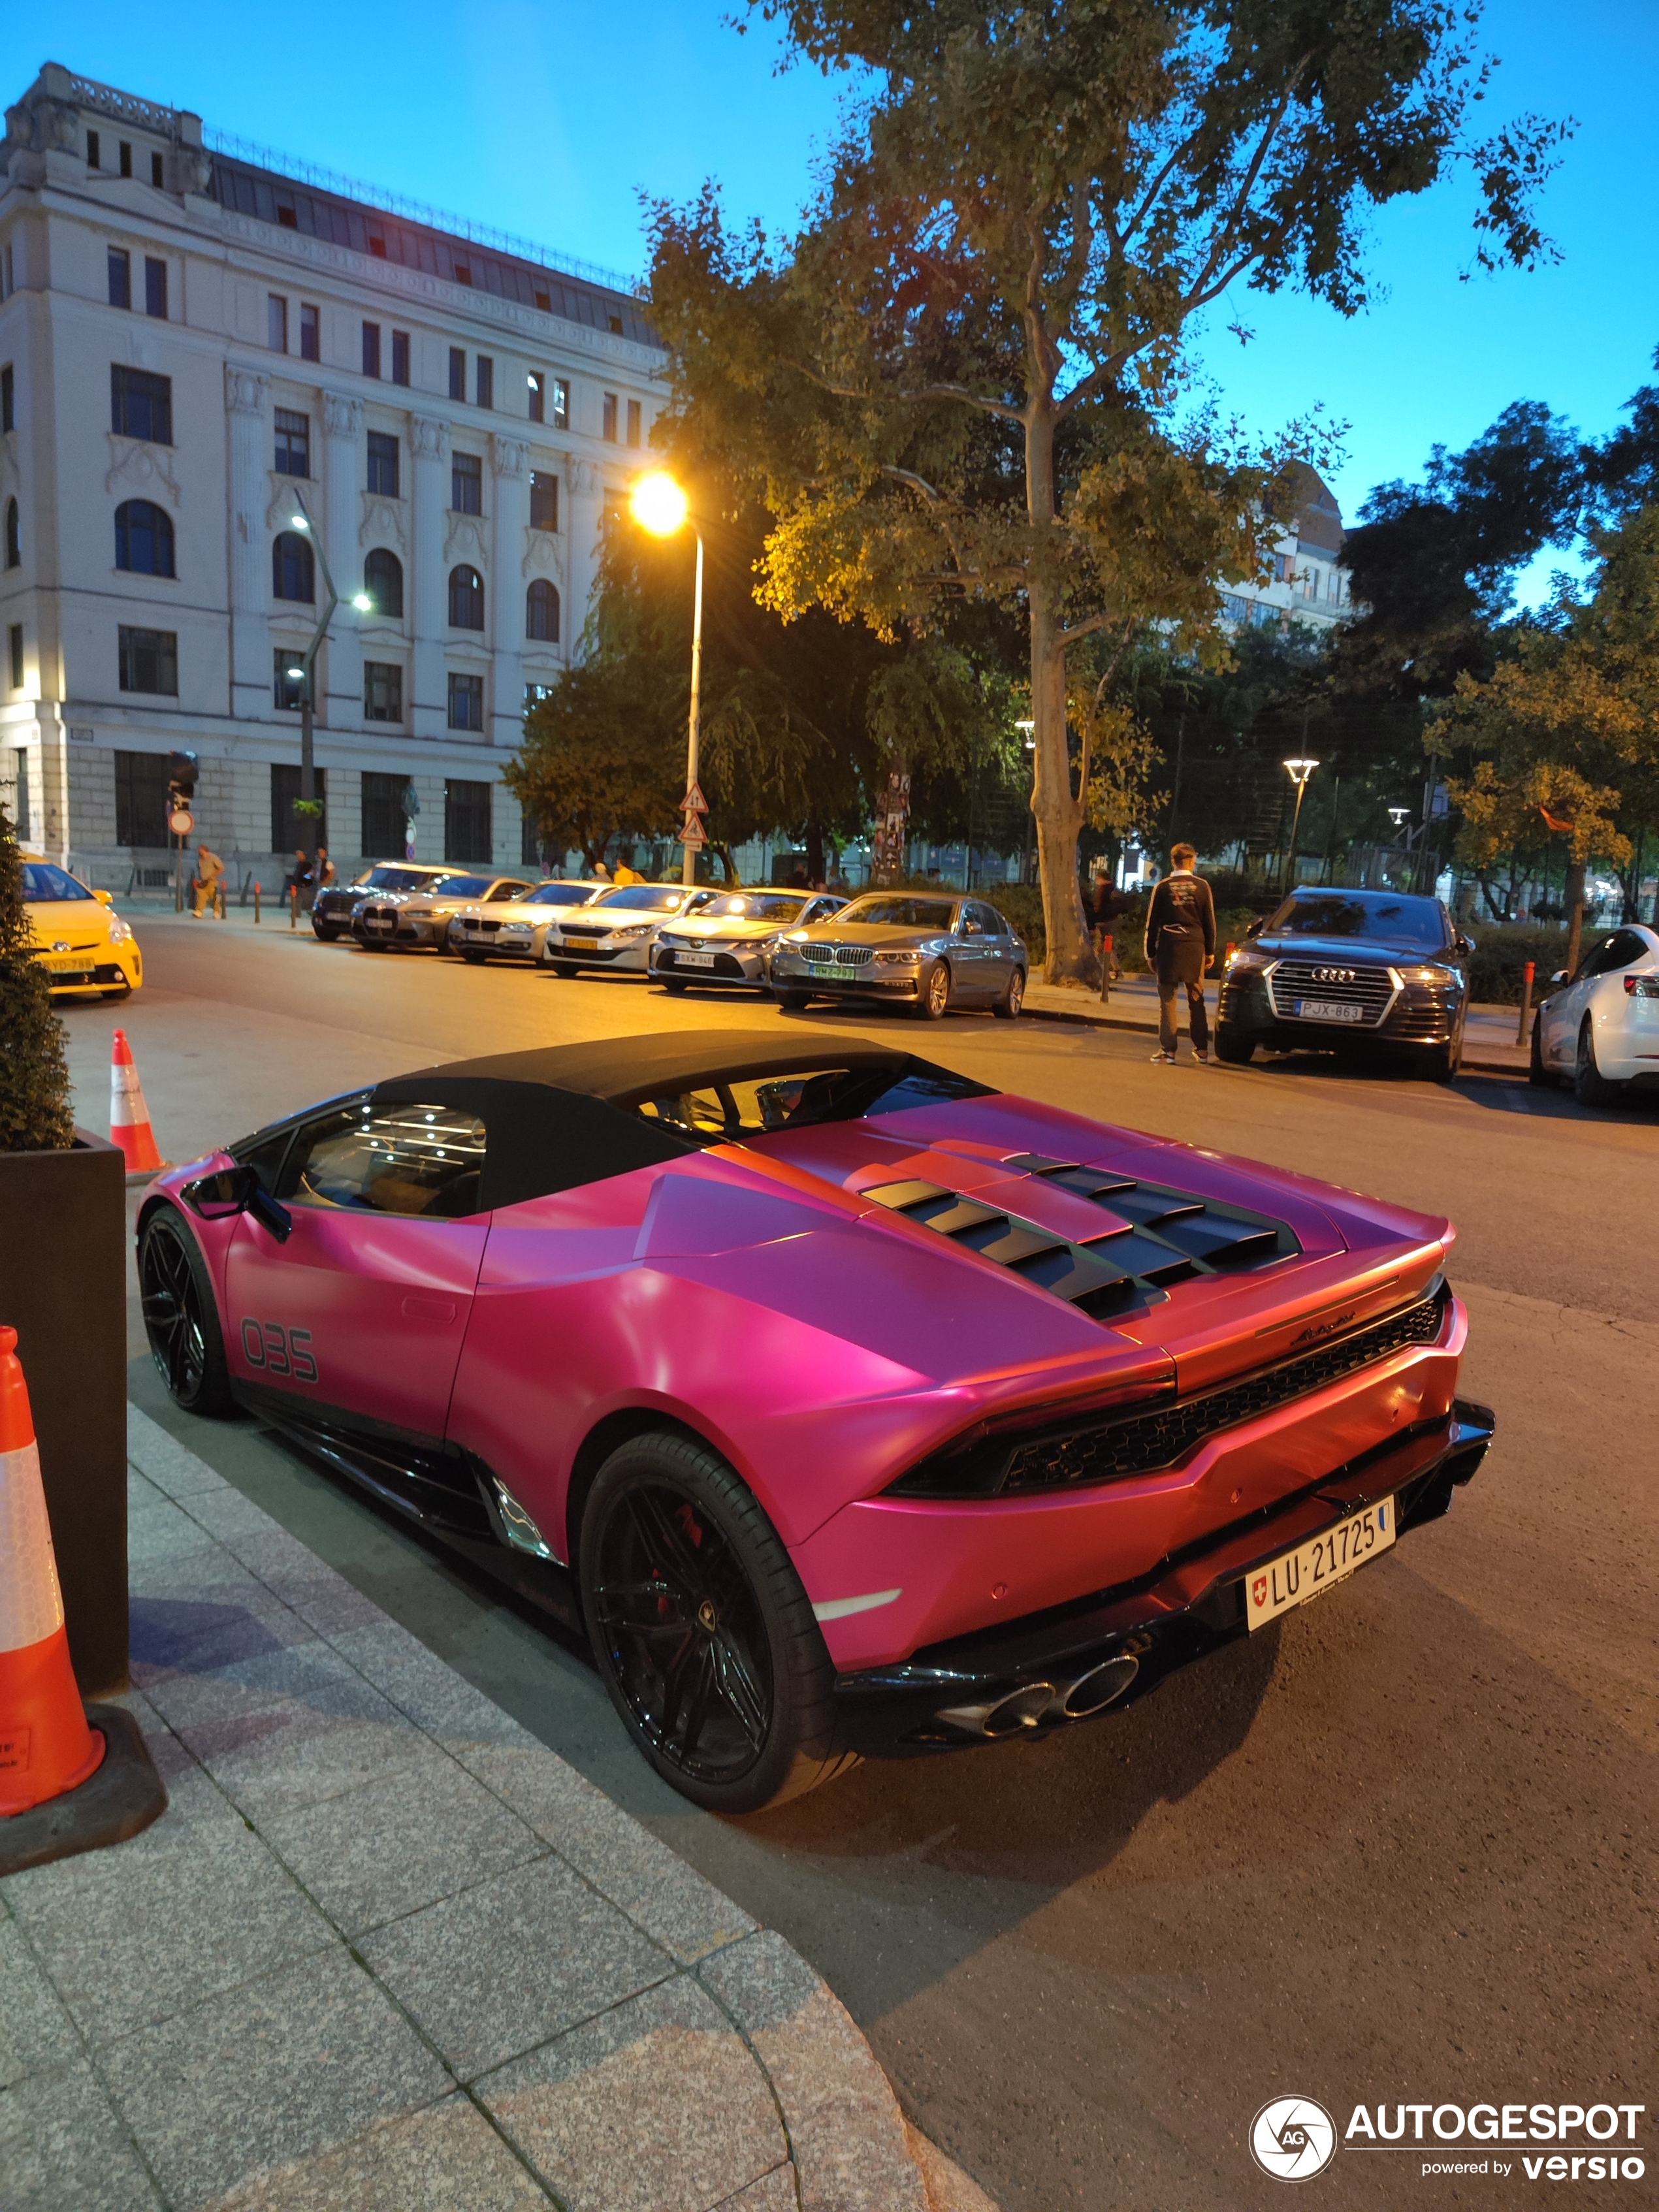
447;880;604;964
542;883;715;976
1531;923;1659;1104
653;890;846;991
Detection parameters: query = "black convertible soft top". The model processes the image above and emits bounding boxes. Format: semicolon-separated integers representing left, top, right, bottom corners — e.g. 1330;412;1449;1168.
368;1031;989;1210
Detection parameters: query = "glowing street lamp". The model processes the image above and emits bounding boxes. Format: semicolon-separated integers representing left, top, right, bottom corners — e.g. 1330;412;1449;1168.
1281;756;1319;891
631;471;703;886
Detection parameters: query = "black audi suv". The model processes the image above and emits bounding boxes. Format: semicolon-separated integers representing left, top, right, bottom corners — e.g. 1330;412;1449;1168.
1215;888;1474;1082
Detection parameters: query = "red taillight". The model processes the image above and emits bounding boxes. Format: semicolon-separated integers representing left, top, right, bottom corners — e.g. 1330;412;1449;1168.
1624;974;1659;997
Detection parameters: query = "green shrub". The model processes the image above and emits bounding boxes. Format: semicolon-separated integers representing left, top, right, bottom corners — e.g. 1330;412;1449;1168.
0;805;75;1152
1464;923;1570;1005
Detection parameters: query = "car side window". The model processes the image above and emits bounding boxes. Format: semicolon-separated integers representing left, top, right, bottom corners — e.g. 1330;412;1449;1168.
959;907;983;937
1600;929;1644;972
971;901;1006;937
486;881;528;903
1573;935;1626;984
280;1102;487;1219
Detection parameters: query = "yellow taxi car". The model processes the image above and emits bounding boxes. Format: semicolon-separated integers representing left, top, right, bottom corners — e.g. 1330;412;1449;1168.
22;855;143;999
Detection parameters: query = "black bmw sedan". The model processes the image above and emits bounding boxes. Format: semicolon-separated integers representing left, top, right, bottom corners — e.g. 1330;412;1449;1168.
1215;888;1474;1081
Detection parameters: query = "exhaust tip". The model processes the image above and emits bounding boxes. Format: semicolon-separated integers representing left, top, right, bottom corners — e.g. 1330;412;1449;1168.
1059;1655;1139;1717
935;1682;1057;1738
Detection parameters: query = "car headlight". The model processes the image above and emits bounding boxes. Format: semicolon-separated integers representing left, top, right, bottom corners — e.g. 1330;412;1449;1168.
609;923;652;940
875;948;919;964
1393;962;1456;986
105;916;133;946
1227;947;1270;970
782;929;809;942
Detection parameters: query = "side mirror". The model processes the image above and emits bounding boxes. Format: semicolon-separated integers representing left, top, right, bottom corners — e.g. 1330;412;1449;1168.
1551;970;1570;986
93;888;114;906
1455;933;1475;958
185;1164;293;1243
1244;917;1265;940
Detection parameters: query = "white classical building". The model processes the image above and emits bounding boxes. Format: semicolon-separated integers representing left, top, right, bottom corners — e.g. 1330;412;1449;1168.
1219;464;1353;637
0;63;666;884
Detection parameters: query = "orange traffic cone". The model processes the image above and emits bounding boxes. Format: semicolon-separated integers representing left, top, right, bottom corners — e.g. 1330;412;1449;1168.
110;1028;163;1174
0;1326;105;1816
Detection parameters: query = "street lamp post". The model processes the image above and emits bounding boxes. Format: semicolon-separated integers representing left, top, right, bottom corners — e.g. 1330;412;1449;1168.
284;490;372;884
630;472;704;887
1281;757;1319;893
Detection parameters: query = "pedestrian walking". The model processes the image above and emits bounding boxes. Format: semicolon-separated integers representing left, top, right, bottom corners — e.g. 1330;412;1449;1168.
316;846;337;892
1090;867;1127;999
287;849;316;914
1143;842;1216;1063
191;844;227;919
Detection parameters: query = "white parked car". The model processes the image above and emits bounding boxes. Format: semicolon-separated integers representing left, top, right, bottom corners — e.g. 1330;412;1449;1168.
447;880;605;965
541;882;715;976
1530;923;1659;1104
653;889;846;992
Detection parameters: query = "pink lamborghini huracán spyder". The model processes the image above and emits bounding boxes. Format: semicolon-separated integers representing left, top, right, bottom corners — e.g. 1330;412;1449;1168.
138;1033;1492;1812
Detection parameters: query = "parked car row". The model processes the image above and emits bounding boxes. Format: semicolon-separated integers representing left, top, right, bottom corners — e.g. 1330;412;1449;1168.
310;863;1034;1020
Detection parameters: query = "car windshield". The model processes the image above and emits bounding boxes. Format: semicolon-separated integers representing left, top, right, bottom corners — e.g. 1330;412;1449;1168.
1265;893;1445;950
354;866;438;891
592;885;688;912
836;896;958;931
523;882;597;906
22;863;95;903
692;893;807;922
425;874;492;899
632;1061;993;1145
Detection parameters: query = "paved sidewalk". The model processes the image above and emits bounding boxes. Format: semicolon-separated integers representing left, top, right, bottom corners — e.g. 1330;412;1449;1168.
1;1409;990;2212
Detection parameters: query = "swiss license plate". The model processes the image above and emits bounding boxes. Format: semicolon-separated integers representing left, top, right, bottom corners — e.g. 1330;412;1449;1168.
1294;998;1364;1022
1245;1498;1395;1630
811;963;858;981
677;951;717;968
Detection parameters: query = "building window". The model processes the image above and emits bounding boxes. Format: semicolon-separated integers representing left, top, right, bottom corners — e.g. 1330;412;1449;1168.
445;776;491;861
108;248;131;310
115;499;175;577
144;257;167;319
363;661;403;722
274;408;311;478
366;430;400;496
8;624;21;690
88;129;101;168
602;392;618;441
551;377;569;430
273;652;306;709
361;771;408;859
449;347;465;402
115;750;170;846
391;329;410;386
268;293;287;352
110;366;172;443
367;232;387;259
524;682;555;713
363;547;403;617
119;140;132;178
525;579;559;643
300;302;320;362
272;763;327;851
150;151;165;189
451;452;482;514
529;472;558;532
626;398;642;448
362;321;381;379
1;364;12;434
272;531;315;603
3;498;16;569
448;565;484;629
475;355;493;409
447;672;484;731
453;259;473;287
276;200;297;229
118;626;178;695
527;371;545;423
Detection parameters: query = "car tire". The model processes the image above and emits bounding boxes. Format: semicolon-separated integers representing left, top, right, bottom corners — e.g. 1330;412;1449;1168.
773;989;811;1012
662;978;688;995
992;965;1025;1019
137;1207;235;1417
1421;1027;1463;1084
312;923;342;942
579;1430;858;1814
459;950;487;965
1214;1023;1255;1065
1528;1012;1557;1087
914;959;952;1019
545;959;577;977
1574;1018;1621;1107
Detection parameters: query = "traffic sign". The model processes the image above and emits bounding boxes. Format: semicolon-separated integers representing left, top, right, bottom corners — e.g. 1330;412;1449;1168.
683;782;709;816
169;807;195;837
677;818;707;849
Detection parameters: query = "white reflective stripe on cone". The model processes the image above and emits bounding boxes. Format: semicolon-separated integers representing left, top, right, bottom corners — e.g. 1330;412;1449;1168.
110;1061;148;1127
0;1439;66;1653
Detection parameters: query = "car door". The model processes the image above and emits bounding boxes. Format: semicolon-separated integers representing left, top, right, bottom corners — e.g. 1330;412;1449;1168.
1542;936;1617;1068
222;1097;491;1442
970;901;1014;997
952;903;992;996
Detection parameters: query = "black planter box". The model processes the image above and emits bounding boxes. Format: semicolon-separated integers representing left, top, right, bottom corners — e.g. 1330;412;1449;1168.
0;1128;129;1696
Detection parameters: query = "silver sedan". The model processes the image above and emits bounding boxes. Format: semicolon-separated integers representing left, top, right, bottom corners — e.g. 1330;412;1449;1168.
769;892;1028;1019
653;890;846;991
447;881;604;964
542;883;715;976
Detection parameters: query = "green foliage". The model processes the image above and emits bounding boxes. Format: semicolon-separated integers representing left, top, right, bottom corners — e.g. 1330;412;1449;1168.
0;805;76;1153
1464;922;1570;1005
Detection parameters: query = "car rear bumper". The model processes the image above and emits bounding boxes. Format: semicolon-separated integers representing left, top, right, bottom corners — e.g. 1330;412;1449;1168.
831;1397;1493;1754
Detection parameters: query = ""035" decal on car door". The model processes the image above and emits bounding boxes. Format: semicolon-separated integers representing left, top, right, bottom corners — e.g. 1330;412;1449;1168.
241;1320;318;1383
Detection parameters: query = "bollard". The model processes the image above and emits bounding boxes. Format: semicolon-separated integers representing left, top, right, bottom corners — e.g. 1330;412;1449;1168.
253;880;261;925
1516;959;1535;1048
289;885;297;932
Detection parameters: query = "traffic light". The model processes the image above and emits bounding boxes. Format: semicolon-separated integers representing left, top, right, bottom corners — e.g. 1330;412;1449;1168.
167;750;198;804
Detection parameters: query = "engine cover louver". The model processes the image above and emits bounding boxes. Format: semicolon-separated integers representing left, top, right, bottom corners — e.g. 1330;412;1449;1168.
862;1153;1298;1322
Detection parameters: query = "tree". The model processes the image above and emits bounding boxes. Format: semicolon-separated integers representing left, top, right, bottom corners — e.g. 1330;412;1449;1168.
647;0;1566;978
0;805;75;1153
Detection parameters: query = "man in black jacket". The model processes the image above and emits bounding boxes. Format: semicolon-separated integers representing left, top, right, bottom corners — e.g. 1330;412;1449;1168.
1143;842;1216;1063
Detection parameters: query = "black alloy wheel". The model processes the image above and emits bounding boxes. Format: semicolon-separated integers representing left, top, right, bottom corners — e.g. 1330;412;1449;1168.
915;959;952;1019
138;1209;233;1415
1528;1012;1554;1087
993;965;1025;1019
1421;1021;1464;1085
579;1432;854;1812
1574;1018;1621;1108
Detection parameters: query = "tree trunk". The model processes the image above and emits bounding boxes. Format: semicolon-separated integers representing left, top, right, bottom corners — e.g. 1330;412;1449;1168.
1563;858;1587;977
1028;579;1096;984
805;818;825;887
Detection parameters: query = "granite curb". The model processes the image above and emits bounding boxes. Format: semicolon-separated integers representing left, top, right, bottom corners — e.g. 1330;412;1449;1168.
0;1405;993;2212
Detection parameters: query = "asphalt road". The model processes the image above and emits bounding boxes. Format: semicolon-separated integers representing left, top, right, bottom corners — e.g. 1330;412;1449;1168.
68;910;1659;2212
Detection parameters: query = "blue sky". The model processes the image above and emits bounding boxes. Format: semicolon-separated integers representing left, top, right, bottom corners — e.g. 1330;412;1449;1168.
39;1;1659;594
